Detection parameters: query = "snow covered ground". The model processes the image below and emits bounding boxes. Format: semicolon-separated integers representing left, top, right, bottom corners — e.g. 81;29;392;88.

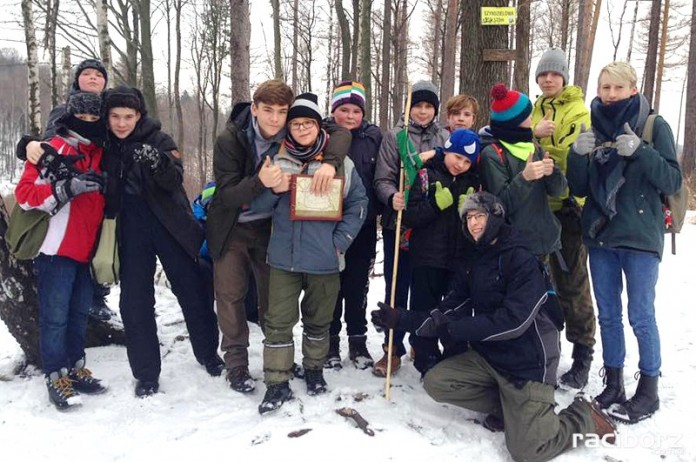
1;214;695;462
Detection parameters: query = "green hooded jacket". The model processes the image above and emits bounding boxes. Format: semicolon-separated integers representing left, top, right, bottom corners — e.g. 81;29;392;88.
532;85;590;211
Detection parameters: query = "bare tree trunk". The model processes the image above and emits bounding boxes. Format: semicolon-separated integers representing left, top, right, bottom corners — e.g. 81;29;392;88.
560;0;570;51
683;0;696;178
514;0;530;95
460;0;509;126
292;0;299;93
653;0;670;112
431;0;443;83
174;0;185;151
21;0;41;135
574;0;591;91
391;0;409;126
45;0;60;106
230;0;251;104
61;47;71;98
96;0;113;86
139;0;158;118
626;0;640;62
643;0;662;105
336;0;352;80
359;0;373;120
351;0;360;80
165;0;173;129
440;0;457;122
272;0;283;80
379;0;391;128
0;198;126;370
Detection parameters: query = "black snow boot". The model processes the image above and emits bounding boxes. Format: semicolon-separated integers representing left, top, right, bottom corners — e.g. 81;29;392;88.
348;335;374;370
305;368;328;395
595;367;626;409
46;368;82;411
559;343;593;390
324;335;342;369
258;381;294;415
608;374;659;424
69;358;107;395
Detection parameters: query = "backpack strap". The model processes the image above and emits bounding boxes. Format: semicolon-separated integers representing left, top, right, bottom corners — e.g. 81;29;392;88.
641;114;658;146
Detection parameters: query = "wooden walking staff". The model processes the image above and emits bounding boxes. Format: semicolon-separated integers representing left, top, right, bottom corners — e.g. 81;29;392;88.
385;83;412;401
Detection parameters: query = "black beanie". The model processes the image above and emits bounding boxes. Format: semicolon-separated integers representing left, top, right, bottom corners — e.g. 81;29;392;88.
288;93;322;127
411;80;440;116
102;85;147;115
71;59;108;92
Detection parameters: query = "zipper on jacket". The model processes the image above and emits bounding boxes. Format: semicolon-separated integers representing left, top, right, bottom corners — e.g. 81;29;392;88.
557;123;577;146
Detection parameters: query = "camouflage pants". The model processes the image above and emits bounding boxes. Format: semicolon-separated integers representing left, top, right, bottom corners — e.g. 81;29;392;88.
262;268;339;385
424;350;595;462
549;207;596;347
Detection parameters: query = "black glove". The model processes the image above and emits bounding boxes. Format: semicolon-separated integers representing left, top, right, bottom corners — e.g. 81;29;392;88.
53;170;105;204
371;301;406;333
132;143;162;170
38;144;84;180
415;309;452;344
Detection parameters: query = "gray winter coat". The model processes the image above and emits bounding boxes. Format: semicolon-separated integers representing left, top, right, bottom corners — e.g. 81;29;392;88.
374;119;449;230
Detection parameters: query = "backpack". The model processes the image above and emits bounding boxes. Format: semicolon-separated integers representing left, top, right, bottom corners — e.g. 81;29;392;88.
641;114;688;254
192;180;217;261
5;202;50;260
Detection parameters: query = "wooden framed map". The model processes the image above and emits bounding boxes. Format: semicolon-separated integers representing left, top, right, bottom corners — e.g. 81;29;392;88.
290;174;344;221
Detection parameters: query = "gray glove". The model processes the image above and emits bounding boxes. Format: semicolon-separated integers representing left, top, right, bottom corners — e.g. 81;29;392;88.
132;143;162;170
53;170;105;204
571;124;595;155
615;122;641;157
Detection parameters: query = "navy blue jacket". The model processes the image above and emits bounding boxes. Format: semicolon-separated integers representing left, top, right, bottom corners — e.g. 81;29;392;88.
437;225;561;387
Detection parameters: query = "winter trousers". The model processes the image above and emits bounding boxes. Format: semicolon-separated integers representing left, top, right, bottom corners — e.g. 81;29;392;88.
549;206;596;348
330;220;377;337
119;194;220;382
263;268;339;384
381;227;411;356
213;219;271;369
424;350;595;462
409;266;453;373
35;255;93;375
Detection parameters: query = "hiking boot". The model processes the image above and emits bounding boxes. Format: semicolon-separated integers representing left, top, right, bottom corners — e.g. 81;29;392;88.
46;368;82;411
348;335;374;370
227;366;255;393
575;394;617;444
607;374;659;424
559;344;593;390
203;354;225;377
372;352;401;377
324;335;342;370
68;358;107;395
482;414;505;433
595;367;626;409
305;368;328;395
258;381;294;415
291;362;305;379
135;380;159;398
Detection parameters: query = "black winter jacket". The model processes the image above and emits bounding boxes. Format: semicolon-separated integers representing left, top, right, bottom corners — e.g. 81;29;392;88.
102;116;204;261
403;155;479;270
437;225;561;387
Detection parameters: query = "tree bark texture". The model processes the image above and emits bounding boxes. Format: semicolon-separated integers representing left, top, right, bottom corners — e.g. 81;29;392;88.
643;0;662;106
230;0;251;105
174;0;185;152
351;0;360;80
336;0;352;81
359;0;373;120
0;197;125;370
97;0;113;88
653;0;670;112
139;0;158;119
682;0;696;178
272;0;283;80
514;0;530;95
21;0;41;136
379;0;392;128
439;0;458;123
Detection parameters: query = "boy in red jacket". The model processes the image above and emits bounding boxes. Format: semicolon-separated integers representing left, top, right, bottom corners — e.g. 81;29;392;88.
14;91;107;411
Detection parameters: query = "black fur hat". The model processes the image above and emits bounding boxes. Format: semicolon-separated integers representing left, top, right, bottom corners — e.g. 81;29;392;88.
67;91;102;117
102;85;147;115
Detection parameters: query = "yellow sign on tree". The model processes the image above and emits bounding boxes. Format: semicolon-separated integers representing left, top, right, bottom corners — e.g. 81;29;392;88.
480;7;517;26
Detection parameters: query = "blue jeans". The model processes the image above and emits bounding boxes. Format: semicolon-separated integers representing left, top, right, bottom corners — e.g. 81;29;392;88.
34;254;93;375
588;247;661;376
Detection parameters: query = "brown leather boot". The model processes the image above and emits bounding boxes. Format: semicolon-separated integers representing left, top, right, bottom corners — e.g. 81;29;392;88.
372;350;401;377
581;397;617;444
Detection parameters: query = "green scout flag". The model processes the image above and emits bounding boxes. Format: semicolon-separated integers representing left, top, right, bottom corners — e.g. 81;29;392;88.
395;128;422;203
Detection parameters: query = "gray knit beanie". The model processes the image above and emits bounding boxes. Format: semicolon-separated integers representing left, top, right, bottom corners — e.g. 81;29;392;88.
535;48;569;85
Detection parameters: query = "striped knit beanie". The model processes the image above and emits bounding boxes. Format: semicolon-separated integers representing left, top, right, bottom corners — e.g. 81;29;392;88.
288;92;323;127
331;81;366;114
489;83;533;127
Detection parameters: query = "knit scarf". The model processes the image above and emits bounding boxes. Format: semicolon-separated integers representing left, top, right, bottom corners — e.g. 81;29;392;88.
283;128;329;162
489;121;533;144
